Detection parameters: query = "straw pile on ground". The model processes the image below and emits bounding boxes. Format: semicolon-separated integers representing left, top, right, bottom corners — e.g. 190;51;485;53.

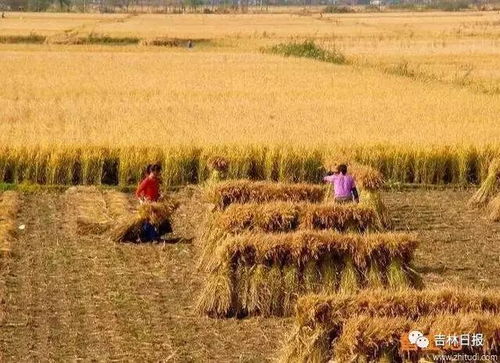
0;191;20;256
196;231;419;318
64;186;112;235
199;202;382;268
280;288;500;363
334;313;500;362
110;199;179;242
207;180;327;210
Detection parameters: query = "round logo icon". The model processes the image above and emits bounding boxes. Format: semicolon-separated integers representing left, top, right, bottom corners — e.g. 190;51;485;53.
408;330;424;344
416;336;430;349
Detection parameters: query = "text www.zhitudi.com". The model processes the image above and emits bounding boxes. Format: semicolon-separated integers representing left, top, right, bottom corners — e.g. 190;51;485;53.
433;353;498;361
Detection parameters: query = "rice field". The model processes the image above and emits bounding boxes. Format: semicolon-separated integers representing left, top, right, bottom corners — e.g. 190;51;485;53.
0;9;499;363
0;11;499;185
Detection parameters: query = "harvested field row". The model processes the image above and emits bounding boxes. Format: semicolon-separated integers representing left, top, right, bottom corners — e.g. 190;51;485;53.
281;288;500;362
0;145;498;186
0;191;20;256
64;187;133;235
197;231;419;318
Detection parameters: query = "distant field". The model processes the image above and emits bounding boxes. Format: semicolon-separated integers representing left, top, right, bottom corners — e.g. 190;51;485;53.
0;11;499;185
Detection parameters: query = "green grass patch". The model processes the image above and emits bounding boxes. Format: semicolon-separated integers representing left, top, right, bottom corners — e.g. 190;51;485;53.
264;40;347;65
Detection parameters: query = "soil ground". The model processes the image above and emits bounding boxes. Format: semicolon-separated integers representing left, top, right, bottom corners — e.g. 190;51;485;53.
0;187;498;362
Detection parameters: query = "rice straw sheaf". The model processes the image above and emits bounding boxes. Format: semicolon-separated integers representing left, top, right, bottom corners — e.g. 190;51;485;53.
0;191;20;256
199;231;419;318
294;288;500;331
207;180;327;210
198;202;382;270
109;199;179;242
487;194;500;222
281;289;500;363
334;313;500;362
469;158;500;207
213;231;417;272
65;186;112;235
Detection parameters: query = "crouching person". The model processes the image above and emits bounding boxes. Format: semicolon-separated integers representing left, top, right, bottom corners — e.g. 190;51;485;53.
324;164;359;203
135;163;174;242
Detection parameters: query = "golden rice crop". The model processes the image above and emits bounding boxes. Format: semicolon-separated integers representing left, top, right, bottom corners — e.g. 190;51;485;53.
280;288;500;363
207;180;327;210
0;191;20;256
197;231;419;318
334;313;500;362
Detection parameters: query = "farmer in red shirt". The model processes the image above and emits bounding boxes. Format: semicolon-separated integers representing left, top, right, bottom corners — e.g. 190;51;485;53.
136;164;162;202
135;164;172;241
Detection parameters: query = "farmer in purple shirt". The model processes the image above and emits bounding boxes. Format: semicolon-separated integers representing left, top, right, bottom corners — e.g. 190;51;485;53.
323;164;359;203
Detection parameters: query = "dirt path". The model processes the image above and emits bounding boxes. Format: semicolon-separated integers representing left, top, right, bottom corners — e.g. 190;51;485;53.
0;190;289;362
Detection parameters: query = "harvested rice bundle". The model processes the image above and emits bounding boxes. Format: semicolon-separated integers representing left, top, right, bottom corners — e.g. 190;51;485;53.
65;186;111;234
206;156;230;185
109;199;178;242
199;231;418;317
334;313;500;362
282;288;500;363
469;159;500;207
0;191;20;256
299;203;380;232
487;194;500;222
350;163;386;191
198;202;380;269
207;180;326;210
360;189;392;229
216;202;300;234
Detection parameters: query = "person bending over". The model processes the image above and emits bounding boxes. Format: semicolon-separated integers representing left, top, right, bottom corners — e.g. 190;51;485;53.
323;164;359;203
135;164;172;241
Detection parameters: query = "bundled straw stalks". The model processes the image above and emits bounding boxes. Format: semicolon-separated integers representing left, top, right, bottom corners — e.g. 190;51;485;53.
207;180;326;210
0;191;20;257
109;199;179;242
280;288;500;363
198;202;381;268
197;231;419;318
469;159;500;207
206;156;230;186
334;313;500;362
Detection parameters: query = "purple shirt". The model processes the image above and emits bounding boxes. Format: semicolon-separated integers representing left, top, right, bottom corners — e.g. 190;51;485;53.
323;174;356;198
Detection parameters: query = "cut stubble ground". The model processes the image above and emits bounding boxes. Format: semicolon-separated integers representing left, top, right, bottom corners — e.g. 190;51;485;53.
0;188;498;362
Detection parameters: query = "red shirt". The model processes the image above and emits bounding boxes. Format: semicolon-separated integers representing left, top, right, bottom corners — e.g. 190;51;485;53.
136;176;160;202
